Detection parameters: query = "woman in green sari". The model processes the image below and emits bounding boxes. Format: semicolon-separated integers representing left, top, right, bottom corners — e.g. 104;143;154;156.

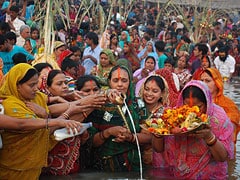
91;49;116;89
85;65;151;172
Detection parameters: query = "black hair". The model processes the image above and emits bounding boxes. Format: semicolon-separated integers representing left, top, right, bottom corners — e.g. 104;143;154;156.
181;35;191;44
47;69;63;87
33;63;53;73
85;32;99;45
12;53;27;65
144;75;166;93
194;43;209;56
164;57;175;67
5;31;16;43
0;22;10;34
70;45;81;53
155;40;165;52
76;75;101;90
61;57;78;71
18;68;38;84
145;56;156;66
182;86;207;105
107;65;130;81
9;5;19;13
0;35;6;45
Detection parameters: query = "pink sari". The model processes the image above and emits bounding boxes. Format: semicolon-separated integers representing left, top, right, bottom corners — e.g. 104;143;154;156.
153;80;234;179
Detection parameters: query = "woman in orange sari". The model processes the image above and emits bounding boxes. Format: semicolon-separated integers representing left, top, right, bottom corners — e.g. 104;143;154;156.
200;68;240;144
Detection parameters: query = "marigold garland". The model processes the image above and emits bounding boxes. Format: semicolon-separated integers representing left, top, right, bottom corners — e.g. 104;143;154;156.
145;105;209;135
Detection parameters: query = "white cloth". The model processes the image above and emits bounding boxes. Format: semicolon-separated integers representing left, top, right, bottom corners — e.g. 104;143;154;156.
8;17;25;37
82;45;102;75
16;36;25;47
214;55;236;78
172;72;180;92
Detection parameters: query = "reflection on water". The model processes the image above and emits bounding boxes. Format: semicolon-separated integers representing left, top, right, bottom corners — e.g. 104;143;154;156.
41;78;240;180
224;78;240;180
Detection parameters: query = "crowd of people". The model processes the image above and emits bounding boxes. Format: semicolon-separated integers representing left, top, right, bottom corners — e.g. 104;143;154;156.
0;0;239;179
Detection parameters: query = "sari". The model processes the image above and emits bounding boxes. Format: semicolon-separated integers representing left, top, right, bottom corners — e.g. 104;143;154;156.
84;65;148;172
0;63;55;180
118;31;131;49
91;49;116;89
155;68;179;107
200;68;240;143
134;56;159;97
155;80;234;179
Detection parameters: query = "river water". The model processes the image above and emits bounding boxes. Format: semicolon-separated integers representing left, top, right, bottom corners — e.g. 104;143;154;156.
41;78;240;180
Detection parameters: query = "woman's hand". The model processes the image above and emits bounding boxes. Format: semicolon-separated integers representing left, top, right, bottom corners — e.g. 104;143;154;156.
49;96;68;104
141;68;150;78
77;94;107;108
188;124;213;141
105;126;132;143
52;118;81;134
106;89;124;104
25;101;48;118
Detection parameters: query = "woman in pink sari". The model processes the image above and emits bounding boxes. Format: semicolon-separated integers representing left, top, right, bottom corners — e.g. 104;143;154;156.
152;80;234;179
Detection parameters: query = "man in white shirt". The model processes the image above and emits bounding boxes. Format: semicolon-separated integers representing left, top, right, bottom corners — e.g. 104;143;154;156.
82;32;102;75
7;5;25;37
16;25;30;46
214;46;235;80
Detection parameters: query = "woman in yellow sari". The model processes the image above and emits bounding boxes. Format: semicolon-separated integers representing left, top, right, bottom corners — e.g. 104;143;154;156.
0;63;59;179
200;68;240;144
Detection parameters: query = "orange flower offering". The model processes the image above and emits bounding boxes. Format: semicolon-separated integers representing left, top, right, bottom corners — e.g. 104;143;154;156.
145;105;209;135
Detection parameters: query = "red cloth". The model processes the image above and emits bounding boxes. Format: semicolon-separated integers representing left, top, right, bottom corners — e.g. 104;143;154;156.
57;49;73;68
155;68;179;107
46;136;81;175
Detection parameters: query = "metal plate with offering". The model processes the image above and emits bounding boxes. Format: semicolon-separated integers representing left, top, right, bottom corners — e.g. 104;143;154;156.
141;105;209;136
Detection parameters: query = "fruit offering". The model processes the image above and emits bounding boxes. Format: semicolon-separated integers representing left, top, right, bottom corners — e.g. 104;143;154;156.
144;105;209;135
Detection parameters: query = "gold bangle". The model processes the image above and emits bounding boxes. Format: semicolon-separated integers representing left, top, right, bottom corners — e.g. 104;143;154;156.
206;134;215;143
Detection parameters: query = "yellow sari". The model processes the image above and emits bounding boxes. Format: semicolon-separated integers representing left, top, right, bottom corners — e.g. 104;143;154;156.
0;63;54;180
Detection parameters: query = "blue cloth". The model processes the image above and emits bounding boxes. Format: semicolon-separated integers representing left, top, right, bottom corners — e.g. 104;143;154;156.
0;45;34;74
25;5;34;20
82;45;102;75
157;53;168;69
1;1;9;10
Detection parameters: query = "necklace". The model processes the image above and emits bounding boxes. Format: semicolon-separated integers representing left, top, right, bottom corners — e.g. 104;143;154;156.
148;103;164;119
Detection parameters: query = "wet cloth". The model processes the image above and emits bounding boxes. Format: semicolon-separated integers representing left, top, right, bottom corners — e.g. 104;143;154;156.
0;63;56;179
154;80;234;179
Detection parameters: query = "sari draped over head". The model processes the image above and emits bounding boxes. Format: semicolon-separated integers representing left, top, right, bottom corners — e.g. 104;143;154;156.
155;68;179;107
118;31;131;49
85;64;148;172
91;49;116;88
139;74;170;107
0;63;54;179
138;41;159;68
134;55;159;96
156;80;233;179
200;68;240;143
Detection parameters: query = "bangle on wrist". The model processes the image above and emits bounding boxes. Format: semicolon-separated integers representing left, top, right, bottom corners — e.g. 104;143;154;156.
99;130;107;141
62;112;70;120
46;118;49;129
131;134;136;143
82;112;87;118
153;134;164;139
206;134;217;146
